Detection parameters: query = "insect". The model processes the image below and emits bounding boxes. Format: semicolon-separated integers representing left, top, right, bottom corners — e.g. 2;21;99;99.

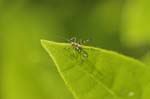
67;37;89;59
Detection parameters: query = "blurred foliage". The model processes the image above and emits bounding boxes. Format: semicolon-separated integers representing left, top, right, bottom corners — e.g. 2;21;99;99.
0;0;150;99
141;52;150;66
121;0;150;47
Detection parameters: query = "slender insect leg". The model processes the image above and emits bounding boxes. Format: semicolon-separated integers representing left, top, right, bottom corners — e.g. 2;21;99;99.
70;37;77;43
80;50;88;62
82;50;88;57
71;48;79;59
63;46;79;60
78;39;83;45
78;39;89;45
83;39;89;44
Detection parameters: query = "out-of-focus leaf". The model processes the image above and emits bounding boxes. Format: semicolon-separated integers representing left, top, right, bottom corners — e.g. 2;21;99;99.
1;4;72;99
42;40;150;99
121;0;150;47
141;52;150;66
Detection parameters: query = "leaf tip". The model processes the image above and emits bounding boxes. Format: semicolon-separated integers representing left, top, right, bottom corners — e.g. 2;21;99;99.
40;39;58;53
40;39;47;44
40;39;47;48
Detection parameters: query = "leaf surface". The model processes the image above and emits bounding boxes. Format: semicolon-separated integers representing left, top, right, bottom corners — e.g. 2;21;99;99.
41;40;150;99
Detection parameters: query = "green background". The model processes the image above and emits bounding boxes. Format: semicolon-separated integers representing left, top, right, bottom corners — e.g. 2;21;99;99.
0;0;150;99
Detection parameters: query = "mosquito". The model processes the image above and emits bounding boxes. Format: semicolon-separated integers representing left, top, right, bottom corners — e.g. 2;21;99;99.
67;37;89;59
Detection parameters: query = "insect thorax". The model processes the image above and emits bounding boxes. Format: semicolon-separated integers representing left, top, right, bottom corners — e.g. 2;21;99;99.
71;42;82;47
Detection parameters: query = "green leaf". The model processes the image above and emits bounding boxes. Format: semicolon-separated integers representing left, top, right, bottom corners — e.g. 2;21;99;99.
41;40;150;99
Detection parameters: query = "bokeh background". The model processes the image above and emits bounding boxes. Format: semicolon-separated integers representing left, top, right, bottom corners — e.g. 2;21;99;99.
0;0;150;99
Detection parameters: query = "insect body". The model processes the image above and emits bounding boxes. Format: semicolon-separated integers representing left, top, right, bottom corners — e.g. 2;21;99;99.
67;37;89;58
